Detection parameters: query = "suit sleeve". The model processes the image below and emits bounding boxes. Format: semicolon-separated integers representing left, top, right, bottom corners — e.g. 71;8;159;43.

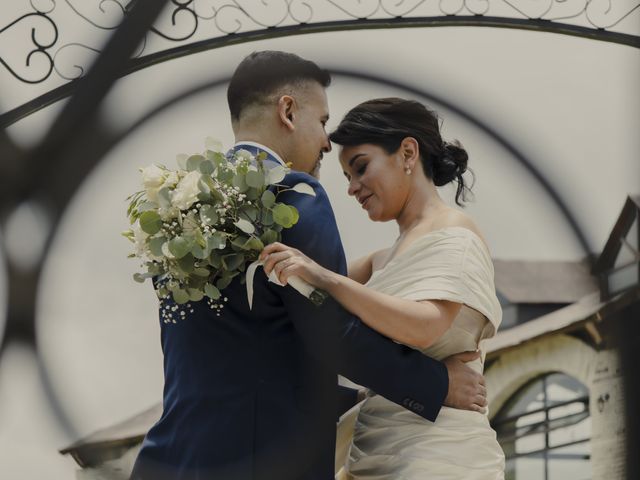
276;173;449;422
336;385;359;419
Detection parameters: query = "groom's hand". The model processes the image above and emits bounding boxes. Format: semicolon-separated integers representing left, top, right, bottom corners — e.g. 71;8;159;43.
442;351;487;413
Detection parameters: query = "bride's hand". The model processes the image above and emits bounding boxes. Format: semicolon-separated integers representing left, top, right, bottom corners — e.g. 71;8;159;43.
260;242;333;289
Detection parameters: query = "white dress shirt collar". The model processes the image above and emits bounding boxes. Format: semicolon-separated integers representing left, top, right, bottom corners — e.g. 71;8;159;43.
233;141;286;167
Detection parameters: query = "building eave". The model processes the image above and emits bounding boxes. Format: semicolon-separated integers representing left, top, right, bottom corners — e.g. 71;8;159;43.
485;286;640;360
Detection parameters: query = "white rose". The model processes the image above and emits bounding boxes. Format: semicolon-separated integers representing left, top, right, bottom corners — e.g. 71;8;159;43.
172;170;202;210
140;165;166;188
140;165;167;203
162;171;179;189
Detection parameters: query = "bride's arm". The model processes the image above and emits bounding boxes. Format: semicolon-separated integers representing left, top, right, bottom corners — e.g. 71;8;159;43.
347;251;376;284
261;243;461;349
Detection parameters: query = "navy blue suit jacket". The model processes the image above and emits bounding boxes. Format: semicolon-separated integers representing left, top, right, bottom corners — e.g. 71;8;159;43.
130;147;448;480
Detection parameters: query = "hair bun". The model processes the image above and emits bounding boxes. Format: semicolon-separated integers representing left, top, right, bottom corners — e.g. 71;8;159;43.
433;141;468;187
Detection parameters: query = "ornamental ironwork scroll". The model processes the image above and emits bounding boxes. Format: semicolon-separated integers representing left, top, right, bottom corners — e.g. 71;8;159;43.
1;0;639;89
1;0;639;468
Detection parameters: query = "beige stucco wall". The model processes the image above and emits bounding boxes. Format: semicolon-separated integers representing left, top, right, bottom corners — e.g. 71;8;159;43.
485;334;625;479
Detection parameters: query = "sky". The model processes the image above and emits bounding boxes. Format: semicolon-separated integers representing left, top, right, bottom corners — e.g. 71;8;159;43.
0;2;639;478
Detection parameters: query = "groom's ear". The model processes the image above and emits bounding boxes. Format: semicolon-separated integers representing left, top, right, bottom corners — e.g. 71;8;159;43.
277;95;296;131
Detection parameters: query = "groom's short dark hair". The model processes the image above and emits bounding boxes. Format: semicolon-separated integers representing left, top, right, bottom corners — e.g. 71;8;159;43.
227;50;331;121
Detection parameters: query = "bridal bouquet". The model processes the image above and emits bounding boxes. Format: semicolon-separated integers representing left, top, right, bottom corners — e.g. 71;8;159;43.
122;138;326;320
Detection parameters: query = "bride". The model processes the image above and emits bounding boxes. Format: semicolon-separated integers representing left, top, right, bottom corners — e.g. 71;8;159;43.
261;97;505;479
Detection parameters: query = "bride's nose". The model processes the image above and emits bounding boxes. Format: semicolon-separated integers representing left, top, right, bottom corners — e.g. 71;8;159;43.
347;178;360;197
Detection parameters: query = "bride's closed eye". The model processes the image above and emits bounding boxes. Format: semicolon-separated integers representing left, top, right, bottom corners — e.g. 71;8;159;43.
353;160;367;176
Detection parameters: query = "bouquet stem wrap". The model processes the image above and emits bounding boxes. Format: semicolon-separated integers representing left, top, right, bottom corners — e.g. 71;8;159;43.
246;260;327;309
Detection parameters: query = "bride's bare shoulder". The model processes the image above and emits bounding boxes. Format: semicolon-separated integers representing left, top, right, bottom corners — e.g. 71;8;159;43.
431;208;488;244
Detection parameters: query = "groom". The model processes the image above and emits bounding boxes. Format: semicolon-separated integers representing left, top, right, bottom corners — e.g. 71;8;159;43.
130;51;487;480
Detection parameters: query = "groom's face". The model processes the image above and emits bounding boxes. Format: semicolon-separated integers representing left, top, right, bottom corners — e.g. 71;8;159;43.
288;82;331;177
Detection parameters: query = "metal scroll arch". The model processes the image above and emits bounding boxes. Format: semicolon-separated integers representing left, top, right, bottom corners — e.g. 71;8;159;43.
0;0;628;437
2;0;640;126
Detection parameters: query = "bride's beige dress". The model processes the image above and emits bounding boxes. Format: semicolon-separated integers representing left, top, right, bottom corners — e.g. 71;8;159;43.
336;226;505;480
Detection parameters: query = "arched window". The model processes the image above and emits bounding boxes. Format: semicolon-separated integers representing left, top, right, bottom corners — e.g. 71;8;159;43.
492;372;591;479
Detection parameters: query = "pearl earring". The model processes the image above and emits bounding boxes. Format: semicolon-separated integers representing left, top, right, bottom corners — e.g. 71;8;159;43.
405;168;412;175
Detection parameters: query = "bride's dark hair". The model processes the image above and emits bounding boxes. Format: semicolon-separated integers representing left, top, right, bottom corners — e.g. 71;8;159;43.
329;98;473;206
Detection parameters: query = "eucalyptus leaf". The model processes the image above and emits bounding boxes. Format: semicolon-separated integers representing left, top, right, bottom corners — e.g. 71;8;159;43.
139;211;162;235
161;242;175;259
138;201;158;212
158;187;172;209
272;203;294;228
235;218;255;235
216;275;233;290
261;209;274;226
232;172;248;193
187;288;204;302
207;232;226;250
133;272;147;283
187;154;205;172
231;236;250;250
149;236;166;257
169;236;191;259
208;251;222;269
198;159;215;175
245;187;260;201
291;182;316;196
260;229;279;246
198;177;211;194
244;237;264;251
199;205;218;225
191;242;208;259
177;253;195;273
206;149;226;166
246;170;264;188
289;205;300;226
218;168;234;184
172;288;190;304
193;226;206;248
197;192;212;203
238;205;258;222
188;274;207;289
193;267;210;277
267;165;287;185
147;263;163;276
204;283;221;300
261;190;276;208
222;253;245;271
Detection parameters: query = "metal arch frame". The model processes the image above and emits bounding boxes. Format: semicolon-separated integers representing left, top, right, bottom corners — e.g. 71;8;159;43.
2;0;640;126
0;67;593;436
0;0;601;377
0;0;627;437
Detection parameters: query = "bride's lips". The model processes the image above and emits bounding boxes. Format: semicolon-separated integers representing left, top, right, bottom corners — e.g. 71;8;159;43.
358;194;373;209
